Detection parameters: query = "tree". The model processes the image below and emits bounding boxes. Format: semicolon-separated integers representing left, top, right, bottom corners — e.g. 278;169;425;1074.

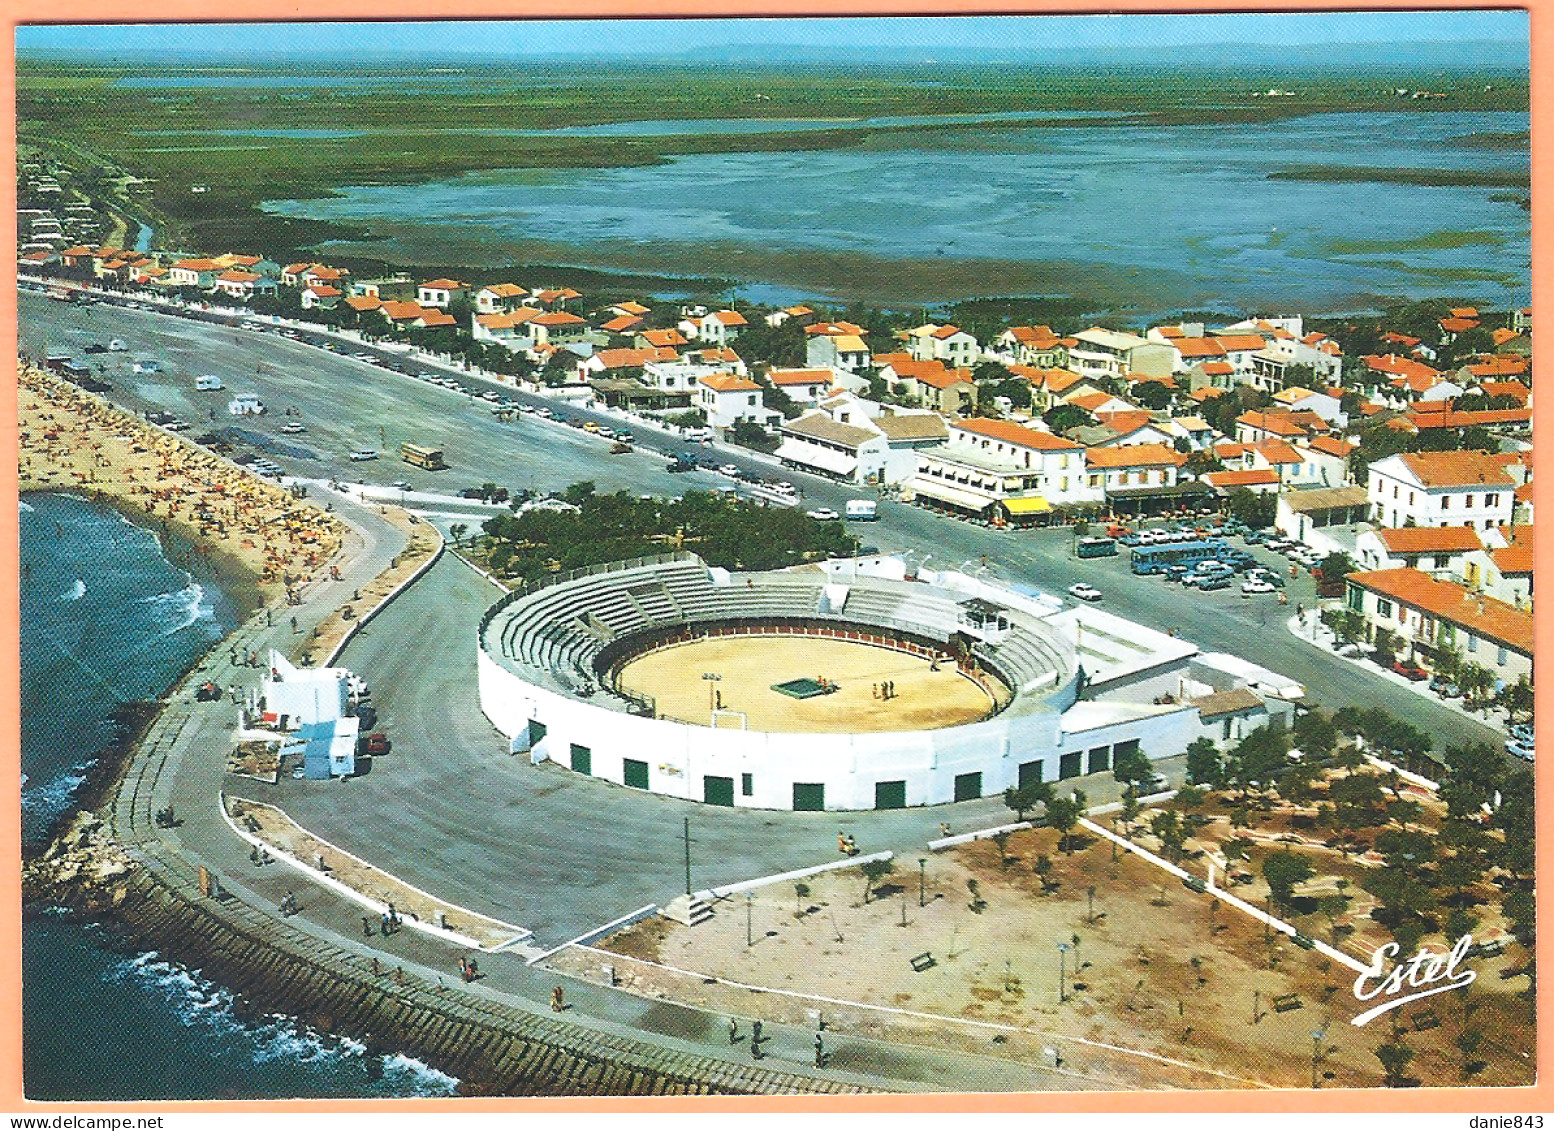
1261;850;1314;911
1149;810;1188;863
1185;737;1224;788
1292;709;1339;760
449;522;468;547
859;858;894;904
1375;1037;1416;1087
1003;781;1051;822
1034;854;1054;893
1044;793;1087;854
1132;380;1171;410
1043;403;1095;434
794;881;811;917
1112;745;1155;792
1496;675;1534;723
991;830;1013;869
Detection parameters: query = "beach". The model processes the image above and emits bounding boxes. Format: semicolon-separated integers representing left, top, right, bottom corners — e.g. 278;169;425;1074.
19;361;346;617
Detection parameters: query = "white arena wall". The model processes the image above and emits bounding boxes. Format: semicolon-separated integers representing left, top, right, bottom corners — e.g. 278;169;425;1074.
477;645;1199;811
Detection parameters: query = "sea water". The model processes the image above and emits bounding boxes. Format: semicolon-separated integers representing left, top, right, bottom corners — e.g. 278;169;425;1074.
20;493;457;1100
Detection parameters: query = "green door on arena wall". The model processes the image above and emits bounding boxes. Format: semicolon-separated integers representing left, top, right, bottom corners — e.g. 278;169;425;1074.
954;771;982;802
569;743;591;775
704;775;735;807
793;782;825;811
874;780;906;810
623;758;650;789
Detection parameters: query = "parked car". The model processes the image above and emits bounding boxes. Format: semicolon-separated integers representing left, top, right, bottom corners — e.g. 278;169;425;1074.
1391;659;1429;681
666;460;694;473
1428;675;1462;698
349;448;378;461
364;732;391;756
1505;737;1535;763
1068;583;1103;602
1197;575;1232;591
1241;578;1276;595
718;463;741;478
806;507;840;521
280;421;305;434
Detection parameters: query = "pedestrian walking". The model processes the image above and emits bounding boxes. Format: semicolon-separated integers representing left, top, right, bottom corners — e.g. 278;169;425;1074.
266;608;273;627
381;912;392;936
371;957;380;976
814;1032;825;1068
728;1018;740;1044
362;916;374;938
551;986;566;1013
940;822;952;838
752;1019;762;1045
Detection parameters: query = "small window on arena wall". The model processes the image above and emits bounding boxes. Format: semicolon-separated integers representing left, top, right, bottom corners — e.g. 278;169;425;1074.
741;773;753;796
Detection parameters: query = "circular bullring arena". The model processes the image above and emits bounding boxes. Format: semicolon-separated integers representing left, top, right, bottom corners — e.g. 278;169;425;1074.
476;553;1081;811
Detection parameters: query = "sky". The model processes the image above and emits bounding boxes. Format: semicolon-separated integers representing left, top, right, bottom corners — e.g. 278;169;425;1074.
14;11;1531;59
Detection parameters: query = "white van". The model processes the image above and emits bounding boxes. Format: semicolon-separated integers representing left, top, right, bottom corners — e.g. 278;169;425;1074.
228;393;265;415
845;499;878;521
195;374;223;391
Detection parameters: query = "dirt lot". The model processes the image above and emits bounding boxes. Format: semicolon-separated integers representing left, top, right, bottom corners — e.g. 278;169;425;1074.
617;635;1000;734
560;819;1534;1092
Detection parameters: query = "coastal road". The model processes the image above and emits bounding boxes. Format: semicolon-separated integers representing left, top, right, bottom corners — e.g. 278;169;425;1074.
21;289;1507;760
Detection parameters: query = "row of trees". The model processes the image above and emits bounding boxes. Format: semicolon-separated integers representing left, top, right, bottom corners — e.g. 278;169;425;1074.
474;482;858;583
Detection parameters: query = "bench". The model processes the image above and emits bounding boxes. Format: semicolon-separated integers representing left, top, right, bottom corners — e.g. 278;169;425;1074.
909;952;936;973
1272;993;1304;1013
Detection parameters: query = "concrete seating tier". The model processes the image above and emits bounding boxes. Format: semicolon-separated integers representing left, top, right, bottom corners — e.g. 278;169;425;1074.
484;558;1072;714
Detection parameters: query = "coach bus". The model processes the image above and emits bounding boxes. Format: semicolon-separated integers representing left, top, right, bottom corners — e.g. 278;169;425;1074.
400;442;447;470
1129;538;1231;575
1076;536;1117;559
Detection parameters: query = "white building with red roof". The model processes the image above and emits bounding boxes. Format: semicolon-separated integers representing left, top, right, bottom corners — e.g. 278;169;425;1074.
697;372;778;431
1366;451;1518;531
904;323;980;368
906;416;1097;520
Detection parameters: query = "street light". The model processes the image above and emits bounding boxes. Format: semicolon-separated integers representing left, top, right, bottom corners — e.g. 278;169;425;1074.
745;892;754;948
1057;942;1070;1003
918;858;927;907
1311;1027;1327;1088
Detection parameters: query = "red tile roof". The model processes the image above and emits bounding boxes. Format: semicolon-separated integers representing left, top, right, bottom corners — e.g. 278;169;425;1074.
1237;411;1307;437
1203;468;1280;488
1083;443;1182;469
420;278;470;290
699;372;760;393
768;368;833;387
1252;439;1302;465
641;328;688;347
601;314;644;334
1305;435;1355;458
956;417;1079;451
1396;451;1518;488
1347;568;1531;654
1375;526;1483;554
1173;337;1228;359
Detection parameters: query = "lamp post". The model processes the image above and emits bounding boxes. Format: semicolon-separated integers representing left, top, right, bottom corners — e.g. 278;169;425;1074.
1057;942;1070;1003
1311;1027;1327;1088
746;892;754;948
702;671;721;712
918;857;927;907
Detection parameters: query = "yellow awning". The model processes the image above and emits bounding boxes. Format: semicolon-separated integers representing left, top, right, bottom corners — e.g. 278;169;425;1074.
1002;496;1051;515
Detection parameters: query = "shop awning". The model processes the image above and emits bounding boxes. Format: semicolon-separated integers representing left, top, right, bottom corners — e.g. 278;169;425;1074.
775;439;857;477
909;478;996;513
1002;496;1051;515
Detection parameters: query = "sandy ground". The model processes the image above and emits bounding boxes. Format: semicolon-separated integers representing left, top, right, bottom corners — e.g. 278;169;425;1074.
19;362;344;612
618;636;1001;734
227;739;280;784
225;796;524;949
558;816;1535;1092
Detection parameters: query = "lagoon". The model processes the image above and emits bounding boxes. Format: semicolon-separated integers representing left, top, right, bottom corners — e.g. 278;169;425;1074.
265;109;1529;312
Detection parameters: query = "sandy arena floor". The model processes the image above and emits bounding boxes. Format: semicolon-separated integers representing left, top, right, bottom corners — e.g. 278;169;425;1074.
616;635;1002;733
